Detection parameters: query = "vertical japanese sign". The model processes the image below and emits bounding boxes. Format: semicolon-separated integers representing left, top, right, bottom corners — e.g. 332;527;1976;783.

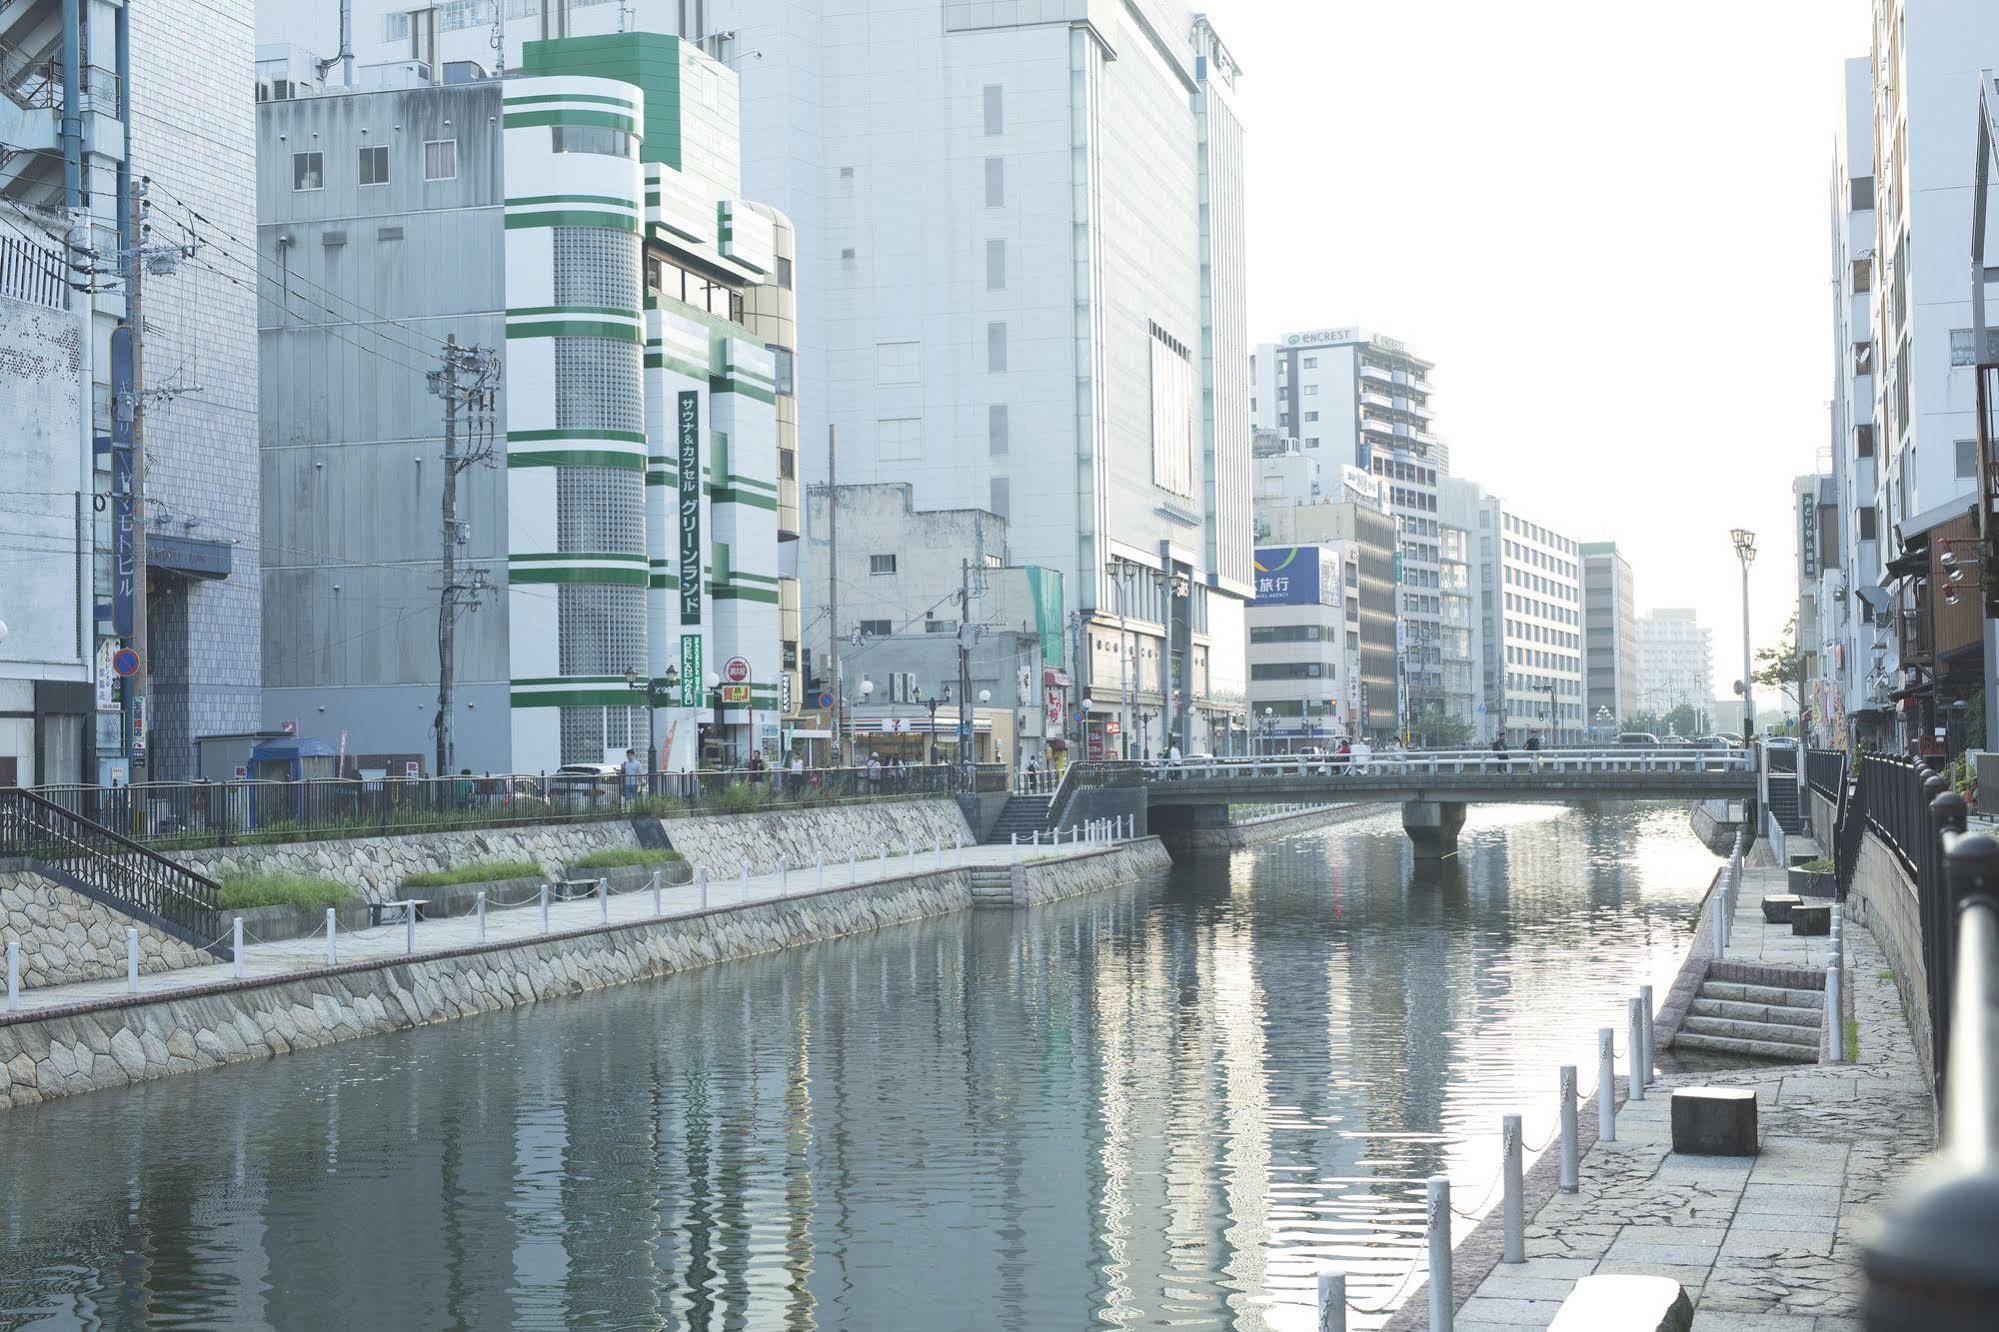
676;390;703;707
110;325;134;637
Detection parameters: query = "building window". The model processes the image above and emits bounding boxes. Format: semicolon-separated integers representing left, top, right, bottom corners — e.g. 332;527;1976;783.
990;476;1010;520
1957;438;1978;479
1856;423;1873;458
1303;355;1316;369
776;256;793;290
1857;506;1877;541
1852;257;1870;292
989;403;1009;455
859;619;892;637
1949;328;1999;366
424;139;457;180
769;346;794;397
987;321;1007;372
778;448;795;479
1303;384;1318;396
1853;341;1873;376
869;555;897;575
1148;322;1195;498
358;144;389;186
986;237;1006;290
982;84;1003;136
1850;176;1873;211
1305;410;1319;422
984;156;1004;207
552;125;635;157
292;151;324;191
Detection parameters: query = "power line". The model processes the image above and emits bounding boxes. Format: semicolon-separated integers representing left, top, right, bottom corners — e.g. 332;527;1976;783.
189;255;439;381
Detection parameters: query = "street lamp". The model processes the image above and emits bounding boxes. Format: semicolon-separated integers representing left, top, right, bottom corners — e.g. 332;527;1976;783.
624;664;679;786
1731;528;1756;744
922;684;951;766
1081;695;1094;762
705;671;727;768
1261;705;1275;756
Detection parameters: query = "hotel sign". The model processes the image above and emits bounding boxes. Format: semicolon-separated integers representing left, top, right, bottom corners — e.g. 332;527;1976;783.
1799;490;1818;578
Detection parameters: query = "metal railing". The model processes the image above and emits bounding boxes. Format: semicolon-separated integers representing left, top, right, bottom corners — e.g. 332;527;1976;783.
30;763;1008;850
1807;748;1848;802
0;786;225;949
1862;802;1999;1327
1767;745;1799;774
1130;746;1753;781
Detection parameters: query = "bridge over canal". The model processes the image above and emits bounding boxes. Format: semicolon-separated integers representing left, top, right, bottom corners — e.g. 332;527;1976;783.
1055;748;1755;857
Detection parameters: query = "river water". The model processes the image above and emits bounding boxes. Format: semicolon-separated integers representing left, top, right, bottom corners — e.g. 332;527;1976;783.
0;802;1717;1331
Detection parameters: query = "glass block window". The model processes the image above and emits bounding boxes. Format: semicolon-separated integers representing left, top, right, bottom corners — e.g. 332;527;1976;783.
559;583;647;677
558;465;645;553
555;338;643;435
553;227;640;310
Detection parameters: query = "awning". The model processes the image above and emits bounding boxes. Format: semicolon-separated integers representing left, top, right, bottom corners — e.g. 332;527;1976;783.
1884;549;1928;580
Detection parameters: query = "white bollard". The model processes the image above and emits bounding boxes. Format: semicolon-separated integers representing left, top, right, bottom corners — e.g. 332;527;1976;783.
1316;1268;1346;1332
233;917;245;978
326;908;338;965
598;877;609;923
779;854;789;896
1502;1113;1525;1263
477;890;488;942
850;850;858;884
1640;984;1656;1085
954;833;962;866
652;869;662;916
1826;961;1844;1064
817;852;826;892
741;861;750;901
1559;1065;1579;1192
5;939;16;1011
1628;997;1646;1101
1427;1174;1454;1332
406;903;416;955
698;866;710;909
1599;1027;1616;1142
126;928;138;994
541;883;550;933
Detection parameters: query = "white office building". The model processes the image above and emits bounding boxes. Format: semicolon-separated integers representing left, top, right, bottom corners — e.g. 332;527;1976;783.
1251;328;1454;738
1637;609;1717;726
262;0;1257;763
1495;507;1584;745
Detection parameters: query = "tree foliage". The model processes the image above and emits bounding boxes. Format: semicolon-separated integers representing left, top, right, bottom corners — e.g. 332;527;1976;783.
1752;614;1802;706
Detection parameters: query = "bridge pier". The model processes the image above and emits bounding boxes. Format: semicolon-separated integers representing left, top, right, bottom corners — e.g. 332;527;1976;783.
1403;800;1467;859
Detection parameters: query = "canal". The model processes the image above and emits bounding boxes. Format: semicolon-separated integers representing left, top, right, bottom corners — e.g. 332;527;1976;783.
0;802;1717;1330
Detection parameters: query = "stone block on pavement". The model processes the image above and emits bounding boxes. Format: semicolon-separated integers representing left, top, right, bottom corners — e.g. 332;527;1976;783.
1760;894;1802;923
1789;903;1831;936
1547;1273;1693;1331
1671;1087;1758;1156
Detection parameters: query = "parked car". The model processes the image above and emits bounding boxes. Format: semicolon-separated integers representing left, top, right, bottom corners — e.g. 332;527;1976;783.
548;763;621;809
1617;732;1661;746
1692;735;1737;750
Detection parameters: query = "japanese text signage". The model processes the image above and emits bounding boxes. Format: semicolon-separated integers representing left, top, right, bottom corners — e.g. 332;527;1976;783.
677;391;702;627
1799;490;1818;578
1252;546;1322;607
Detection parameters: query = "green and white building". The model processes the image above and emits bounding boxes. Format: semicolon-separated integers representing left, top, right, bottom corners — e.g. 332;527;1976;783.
257;34;794;773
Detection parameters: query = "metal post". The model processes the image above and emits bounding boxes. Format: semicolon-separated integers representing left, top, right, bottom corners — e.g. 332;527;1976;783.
233;917;244;979
1628;997;1646;1101
1640;984;1656;1085
406;903;416;955
5;940;16;1011
598;876;608;923
741;861;750;901
477;890;487;942
698;866;710;909
779;854;789;896
1559;1065;1579;1192
1826;961;1844;1064
1502;1113;1525;1263
1598;1027;1616;1141
652;868;662;916
1426;1174;1454;1332
327;908;337;965
1316;1268;1346;1332
817;852;825;892
540;883;550;933
850;850;858;884
126;928;138;994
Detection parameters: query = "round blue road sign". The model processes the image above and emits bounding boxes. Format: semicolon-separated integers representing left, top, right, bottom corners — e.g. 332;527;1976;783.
815;690;835;711
112;648;139;677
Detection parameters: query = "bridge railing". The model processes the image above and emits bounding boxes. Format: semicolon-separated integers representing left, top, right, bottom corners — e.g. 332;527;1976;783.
1132;747;1752;782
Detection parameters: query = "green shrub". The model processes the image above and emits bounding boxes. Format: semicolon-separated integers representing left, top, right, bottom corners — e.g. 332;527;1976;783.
571;846;684;869
705;783;763;815
216;869;358;911
402;858;542;888
1798;857;1835;874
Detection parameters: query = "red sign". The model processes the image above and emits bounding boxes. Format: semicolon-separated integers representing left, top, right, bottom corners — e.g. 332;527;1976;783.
1087;730;1105;762
1105;721;1122;736
723;656;752;684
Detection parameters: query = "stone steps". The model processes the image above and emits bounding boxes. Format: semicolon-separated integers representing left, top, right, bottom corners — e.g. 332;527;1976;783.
1699;979;1821;1008
968;866;1016;910
1678;1013;1821;1047
1688;996;1820;1027
1673;1031;1821;1064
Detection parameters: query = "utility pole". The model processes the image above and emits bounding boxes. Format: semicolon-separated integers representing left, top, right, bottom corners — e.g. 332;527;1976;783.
430;335;499;779
826;423;840;765
959;557;974;784
126;178;149;781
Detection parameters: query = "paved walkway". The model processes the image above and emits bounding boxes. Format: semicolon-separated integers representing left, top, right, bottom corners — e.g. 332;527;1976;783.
1448;861;1933;1331
9;838;1109;1017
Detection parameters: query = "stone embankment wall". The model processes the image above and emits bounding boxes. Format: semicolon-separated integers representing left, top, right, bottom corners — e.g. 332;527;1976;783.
1843;831;1932;1077
0;841;1171;1108
662;800;971;877
0;864;211;987
1179;803;1387;852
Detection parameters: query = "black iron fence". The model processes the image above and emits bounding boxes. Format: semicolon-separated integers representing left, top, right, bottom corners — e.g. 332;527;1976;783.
1806;748;1847;802
28;763;1008;851
1767;745;1799;774
1863;809;1999;1326
0;787;226;950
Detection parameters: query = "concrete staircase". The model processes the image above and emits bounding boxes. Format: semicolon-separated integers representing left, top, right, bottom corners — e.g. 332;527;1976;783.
968;865;1018;910
1765;779;1808;837
1673;970;1821;1064
984;794;1052;845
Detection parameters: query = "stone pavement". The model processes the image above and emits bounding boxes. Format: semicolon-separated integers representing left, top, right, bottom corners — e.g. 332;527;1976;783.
1446;863;1932;1331
5;838;1101;1018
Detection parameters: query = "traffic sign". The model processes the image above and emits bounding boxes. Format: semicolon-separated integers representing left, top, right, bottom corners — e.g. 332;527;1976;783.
723;655;752;684
815;690;835;711
112;648;139;677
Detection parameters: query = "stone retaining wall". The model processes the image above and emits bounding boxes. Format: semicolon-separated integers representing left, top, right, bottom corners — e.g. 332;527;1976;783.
0;840;1170;1109
0;864;209;987
1844;830;1932;1078
661;799;972;877
1179;802;1388;851
179;823;643;902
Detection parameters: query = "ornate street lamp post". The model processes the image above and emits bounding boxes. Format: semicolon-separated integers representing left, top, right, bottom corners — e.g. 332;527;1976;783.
1731;528;1757;744
625;663;680;787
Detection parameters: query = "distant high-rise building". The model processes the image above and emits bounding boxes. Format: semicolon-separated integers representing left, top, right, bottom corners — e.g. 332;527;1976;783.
1493;507;1584;745
1252;328;1454;736
1637;610;1716;729
1580;543;1639;734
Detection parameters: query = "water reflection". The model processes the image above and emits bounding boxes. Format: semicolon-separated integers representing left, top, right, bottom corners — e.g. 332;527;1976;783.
0;802;1715;1330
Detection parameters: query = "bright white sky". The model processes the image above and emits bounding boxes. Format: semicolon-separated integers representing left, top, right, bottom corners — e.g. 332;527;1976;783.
1199;0;1873;693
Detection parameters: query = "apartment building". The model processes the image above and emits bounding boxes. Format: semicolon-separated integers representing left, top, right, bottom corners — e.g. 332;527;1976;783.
1580;542;1638;735
1495;508;1584;745
1637;609;1717;725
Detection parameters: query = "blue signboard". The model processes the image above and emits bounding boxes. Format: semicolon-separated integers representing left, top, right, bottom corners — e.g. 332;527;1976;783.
1252;546;1322;607
110;326;135;636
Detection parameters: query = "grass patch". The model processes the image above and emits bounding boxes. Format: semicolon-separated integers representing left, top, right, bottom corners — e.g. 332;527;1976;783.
571;846;684;870
402;858;542;888
1878;969;1895;980
705;783;763;815
216;869;358;911
1844;1016;1860;1062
